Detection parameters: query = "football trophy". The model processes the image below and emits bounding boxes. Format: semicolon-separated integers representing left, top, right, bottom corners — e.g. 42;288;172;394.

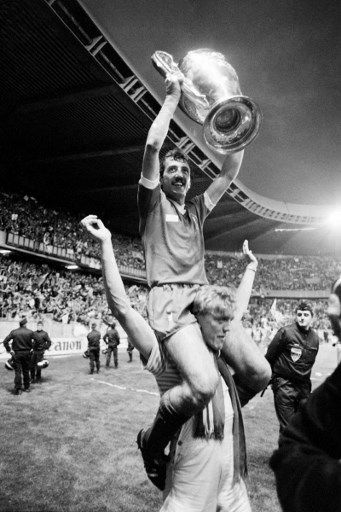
151;49;261;153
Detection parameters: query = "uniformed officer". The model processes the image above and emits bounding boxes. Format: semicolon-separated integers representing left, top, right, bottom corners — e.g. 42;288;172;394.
103;321;120;368
31;320;52;383
270;280;341;512
265;301;320;433
87;323;101;374
3;317;36;395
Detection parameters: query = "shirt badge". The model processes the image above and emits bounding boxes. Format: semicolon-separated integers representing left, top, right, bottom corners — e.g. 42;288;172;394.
290;345;302;362
165;214;179;223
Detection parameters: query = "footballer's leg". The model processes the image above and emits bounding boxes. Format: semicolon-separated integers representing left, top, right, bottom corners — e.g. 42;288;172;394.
138;323;219;489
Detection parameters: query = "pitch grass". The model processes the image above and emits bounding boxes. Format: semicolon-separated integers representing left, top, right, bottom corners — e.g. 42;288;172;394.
0;344;337;512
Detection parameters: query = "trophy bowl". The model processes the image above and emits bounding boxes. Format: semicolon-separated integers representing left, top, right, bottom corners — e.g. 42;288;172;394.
152;49;261;154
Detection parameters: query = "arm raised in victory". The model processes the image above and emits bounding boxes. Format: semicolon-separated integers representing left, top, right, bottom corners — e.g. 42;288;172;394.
222;240;271;397
141;73;182;183
205;150;244;207
81;215;156;361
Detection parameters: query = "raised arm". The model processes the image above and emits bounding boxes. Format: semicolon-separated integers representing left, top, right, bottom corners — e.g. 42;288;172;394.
205;150;244;206
80;215;156;360
234;240;258;321
141;73;182;182
221;241;271;396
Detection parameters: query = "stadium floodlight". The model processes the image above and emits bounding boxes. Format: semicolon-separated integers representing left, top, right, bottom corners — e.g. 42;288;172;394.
326;210;341;230
66;264;79;270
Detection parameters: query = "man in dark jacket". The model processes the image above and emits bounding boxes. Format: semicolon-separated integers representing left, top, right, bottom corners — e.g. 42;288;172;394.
87;323;101;374
103;321;120;368
265;301;320;433
3;317;36;394
270;279;341;512
31;320;52;383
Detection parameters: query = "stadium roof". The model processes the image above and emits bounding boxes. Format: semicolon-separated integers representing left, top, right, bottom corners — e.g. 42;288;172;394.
0;0;340;256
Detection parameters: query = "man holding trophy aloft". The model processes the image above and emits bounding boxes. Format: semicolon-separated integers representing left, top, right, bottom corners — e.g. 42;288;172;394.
137;48;263;507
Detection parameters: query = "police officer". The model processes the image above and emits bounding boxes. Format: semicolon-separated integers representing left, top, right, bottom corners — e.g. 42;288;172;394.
103;321;120;368
87;323;101;374
3;317;36;395
266;301;320;433
270;280;341;512
31;320;52;383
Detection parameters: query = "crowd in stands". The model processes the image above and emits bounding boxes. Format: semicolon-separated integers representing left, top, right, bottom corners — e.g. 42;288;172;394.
1;190;341;291
0;255;147;326
0;188;340;342
0;191;145;269
205;253;341;292
0;253;334;338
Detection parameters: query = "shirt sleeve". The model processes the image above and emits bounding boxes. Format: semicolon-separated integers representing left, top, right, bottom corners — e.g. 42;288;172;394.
44;333;52;350
139;174;159;189
137;183;161;235
190;193;212;227
265;328;285;368
204;191;217;212
3;331;13;352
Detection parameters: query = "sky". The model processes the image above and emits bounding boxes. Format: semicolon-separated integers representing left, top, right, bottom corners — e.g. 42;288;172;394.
80;0;341;207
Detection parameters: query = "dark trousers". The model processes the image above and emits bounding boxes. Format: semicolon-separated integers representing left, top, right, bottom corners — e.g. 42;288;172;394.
106;346;118;367
89;347;100;373
12;350;31;390
31;350;44;380
272;376;311;433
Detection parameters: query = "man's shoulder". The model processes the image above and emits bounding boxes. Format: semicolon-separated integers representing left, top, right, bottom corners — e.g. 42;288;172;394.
23;327;35;334
273;325;288;336
138;183;161;203
272;324;293;340
185;193;205;208
284;323;297;333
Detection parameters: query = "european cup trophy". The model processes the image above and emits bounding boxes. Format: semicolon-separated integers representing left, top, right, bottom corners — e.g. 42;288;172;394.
151;49;261;154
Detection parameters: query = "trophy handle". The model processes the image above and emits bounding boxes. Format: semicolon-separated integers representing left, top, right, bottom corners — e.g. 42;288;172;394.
151;51;179;78
151;51;209;109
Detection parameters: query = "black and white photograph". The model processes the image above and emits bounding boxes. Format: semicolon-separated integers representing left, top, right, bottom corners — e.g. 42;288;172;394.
0;1;340;511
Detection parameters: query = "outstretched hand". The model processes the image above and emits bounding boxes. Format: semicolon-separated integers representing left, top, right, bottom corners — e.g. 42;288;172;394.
242;239;258;267
80;215;111;242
